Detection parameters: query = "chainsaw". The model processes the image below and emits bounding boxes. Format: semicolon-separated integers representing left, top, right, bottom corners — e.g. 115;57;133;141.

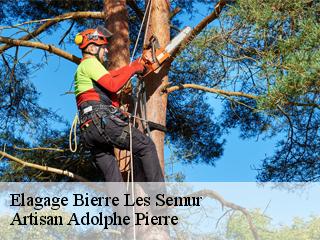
120;27;191;94
140;26;192;77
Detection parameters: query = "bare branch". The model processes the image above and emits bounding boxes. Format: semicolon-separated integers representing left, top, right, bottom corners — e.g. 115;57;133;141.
170;0;230;60
163;83;258;99
286;101;320;109
163;84;320;109
127;1;181;22
13;146;65;152
170;7;182;19
58;20;75;45
0;36;80;64
127;0;144;20
188;190;260;240
0;11;104;53
0;151;88;182
0;144;6;161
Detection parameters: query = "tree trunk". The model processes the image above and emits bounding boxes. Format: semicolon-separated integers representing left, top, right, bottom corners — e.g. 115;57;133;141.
104;0;131;175
144;0;170;174
104;0;170;177
104;0;130;69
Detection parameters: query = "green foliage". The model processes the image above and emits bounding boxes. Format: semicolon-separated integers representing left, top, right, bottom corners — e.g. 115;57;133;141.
229;0;320;109
165;0;319;180
0;60;61;141
167;90;225;164
0;129;103;182
0;0;103;25
218;0;319;180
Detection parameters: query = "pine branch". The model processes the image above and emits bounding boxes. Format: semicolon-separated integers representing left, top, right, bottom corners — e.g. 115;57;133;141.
188;189;260;240
0;151;88;182
170;7;182;19
162;83;258;99
286;102;320;109
0;11;104;53
127;0;180;21
170;0;230;60
13;146;65;152
58;20;76;45
0;36;81;64
127;0;144;20
163;84;320;109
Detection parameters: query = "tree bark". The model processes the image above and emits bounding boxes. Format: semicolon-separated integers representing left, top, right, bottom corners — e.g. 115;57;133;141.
104;0;131;175
144;0;171;174
104;0;130;69
104;0;170;176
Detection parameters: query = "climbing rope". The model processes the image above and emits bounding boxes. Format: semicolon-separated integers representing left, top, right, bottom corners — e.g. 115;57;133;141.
127;2;153;239
128;117;136;238
69;113;79;153
130;0;153;138
131;0;152;62
140;80;152;136
128;0;154;173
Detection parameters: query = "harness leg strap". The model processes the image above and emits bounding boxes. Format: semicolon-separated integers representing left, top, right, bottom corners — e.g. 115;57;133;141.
117;125;130;146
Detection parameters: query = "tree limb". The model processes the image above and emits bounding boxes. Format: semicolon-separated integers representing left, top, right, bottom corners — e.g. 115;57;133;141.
163;83;258;99
163;84;320;109
170;7;182;19
127;1;180;21
0;36;81;64
188;189;260;240
0;11;104;53
127;0;144;20
13;146;65;152
0;151;88;182
286;101;320;109
58;20;76;45
170;0;229;60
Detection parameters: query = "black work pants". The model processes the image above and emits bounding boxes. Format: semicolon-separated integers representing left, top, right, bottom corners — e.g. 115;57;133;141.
81;110;164;182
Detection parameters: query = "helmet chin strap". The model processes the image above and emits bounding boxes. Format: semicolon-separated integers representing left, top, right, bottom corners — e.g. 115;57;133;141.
95;46;108;66
83;45;103;62
94;46;102;62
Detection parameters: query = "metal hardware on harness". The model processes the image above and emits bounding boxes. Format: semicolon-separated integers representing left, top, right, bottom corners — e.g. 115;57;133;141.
79;105;124;132
83;106;93;114
117;125;130;146
81;104;118;116
80;119;92;129
148;35;160;65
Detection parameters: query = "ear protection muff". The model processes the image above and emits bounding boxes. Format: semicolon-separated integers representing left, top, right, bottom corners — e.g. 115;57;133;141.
74;34;83;46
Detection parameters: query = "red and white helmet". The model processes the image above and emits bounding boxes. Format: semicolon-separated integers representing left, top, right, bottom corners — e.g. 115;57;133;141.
74;26;112;49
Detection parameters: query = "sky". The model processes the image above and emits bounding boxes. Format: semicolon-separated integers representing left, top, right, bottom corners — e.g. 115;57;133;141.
1;2;280;182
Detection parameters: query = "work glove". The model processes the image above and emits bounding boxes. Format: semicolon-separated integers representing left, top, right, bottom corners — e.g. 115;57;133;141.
130;58;145;75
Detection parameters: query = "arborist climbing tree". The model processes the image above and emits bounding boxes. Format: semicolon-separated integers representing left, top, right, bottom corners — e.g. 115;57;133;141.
74;26;164;182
